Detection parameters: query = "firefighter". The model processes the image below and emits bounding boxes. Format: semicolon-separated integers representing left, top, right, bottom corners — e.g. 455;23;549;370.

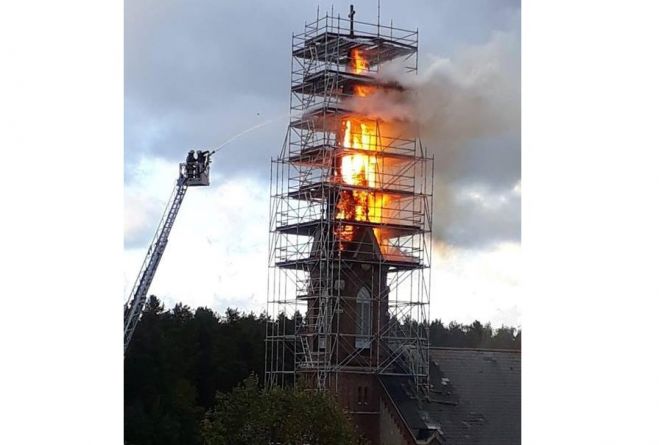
186;150;196;177
197;150;206;168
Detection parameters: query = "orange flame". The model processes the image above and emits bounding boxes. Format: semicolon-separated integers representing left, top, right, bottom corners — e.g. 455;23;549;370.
334;48;391;251
351;48;369;74
335;117;387;250
354;84;376;97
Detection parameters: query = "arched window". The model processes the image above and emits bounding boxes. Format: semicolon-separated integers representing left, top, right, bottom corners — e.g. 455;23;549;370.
356;287;372;349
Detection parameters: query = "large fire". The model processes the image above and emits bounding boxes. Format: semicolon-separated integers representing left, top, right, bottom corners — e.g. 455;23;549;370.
335;49;387;251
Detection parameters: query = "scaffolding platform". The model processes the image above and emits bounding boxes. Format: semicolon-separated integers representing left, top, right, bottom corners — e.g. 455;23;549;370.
276;220;423;238
287;181;418;201
291;69;403;95
275;255;423;272
287;144;425;167
292;32;416;65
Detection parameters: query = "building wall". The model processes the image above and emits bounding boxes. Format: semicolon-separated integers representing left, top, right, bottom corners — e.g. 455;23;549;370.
379;397;410;445
334;372;381;444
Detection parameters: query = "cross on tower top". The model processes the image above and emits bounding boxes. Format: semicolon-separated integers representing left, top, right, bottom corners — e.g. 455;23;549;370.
349;5;355;37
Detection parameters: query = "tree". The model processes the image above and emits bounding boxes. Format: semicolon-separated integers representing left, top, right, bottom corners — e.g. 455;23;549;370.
201;375;361;445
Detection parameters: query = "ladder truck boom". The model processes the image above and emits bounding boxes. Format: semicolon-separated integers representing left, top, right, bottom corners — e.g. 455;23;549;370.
124;150;211;353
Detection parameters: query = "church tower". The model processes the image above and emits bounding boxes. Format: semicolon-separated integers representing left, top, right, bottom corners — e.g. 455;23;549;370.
266;7;433;442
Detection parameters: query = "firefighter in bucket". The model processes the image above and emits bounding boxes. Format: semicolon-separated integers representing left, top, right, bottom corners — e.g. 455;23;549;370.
183;149;211;186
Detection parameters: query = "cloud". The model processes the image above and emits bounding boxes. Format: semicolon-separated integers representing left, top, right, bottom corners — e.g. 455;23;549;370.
435;180;521;248
124;158;270;312
431;241;521;327
124;0;297;178
124;191;162;249
124;156;185;248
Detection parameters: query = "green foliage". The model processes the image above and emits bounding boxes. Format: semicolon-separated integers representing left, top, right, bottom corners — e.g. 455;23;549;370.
200;375;359;445
124;296;520;444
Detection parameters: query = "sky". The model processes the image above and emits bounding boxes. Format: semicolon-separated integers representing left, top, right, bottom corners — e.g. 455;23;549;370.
124;0;521;327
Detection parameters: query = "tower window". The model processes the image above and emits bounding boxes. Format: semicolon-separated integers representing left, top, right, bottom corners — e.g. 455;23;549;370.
356;287;372;349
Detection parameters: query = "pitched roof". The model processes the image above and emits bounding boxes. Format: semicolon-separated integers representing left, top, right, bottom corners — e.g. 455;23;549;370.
379;347;521;445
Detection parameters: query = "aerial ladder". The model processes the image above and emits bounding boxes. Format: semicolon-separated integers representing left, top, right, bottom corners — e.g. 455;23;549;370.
123;150;212;353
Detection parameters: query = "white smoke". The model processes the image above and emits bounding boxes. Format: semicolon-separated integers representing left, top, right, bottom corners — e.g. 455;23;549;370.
347;29;521;250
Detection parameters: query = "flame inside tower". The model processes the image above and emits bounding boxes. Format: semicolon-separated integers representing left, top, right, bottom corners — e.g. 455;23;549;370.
335;49;387;251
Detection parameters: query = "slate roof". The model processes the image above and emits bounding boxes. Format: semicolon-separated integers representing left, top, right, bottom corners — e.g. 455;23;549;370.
379;348;521;444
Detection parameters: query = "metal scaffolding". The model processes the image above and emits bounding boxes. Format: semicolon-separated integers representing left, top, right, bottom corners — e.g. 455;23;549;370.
265;13;433;396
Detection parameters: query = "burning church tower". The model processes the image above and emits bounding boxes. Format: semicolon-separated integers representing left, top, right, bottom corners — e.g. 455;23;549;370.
266;7;433;443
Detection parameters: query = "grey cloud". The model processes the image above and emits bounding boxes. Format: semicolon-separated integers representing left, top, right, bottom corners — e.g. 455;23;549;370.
434;133;521;191
124;190;164;249
434;182;520;249
125;0;295;177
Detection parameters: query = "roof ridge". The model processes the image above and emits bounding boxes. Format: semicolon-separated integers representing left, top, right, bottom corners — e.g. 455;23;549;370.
429;346;521;353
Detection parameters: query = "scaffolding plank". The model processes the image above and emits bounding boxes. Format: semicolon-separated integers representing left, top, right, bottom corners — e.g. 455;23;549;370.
293;32;416;65
291;69;403;95
287;181;416;201
288;144;420;167
276;219;423;238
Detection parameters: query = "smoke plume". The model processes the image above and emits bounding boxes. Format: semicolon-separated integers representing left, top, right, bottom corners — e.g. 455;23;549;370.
347;30;521;250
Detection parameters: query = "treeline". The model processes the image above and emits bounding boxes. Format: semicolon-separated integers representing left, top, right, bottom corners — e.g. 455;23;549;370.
125;297;267;444
429;319;521;350
125;296;520;445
